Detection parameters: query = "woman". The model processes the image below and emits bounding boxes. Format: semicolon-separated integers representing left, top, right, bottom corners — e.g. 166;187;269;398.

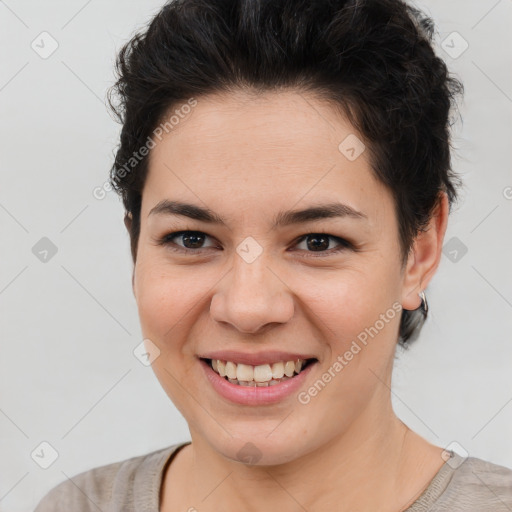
35;0;512;510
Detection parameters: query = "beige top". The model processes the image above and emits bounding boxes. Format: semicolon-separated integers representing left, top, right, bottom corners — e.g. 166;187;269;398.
34;441;512;511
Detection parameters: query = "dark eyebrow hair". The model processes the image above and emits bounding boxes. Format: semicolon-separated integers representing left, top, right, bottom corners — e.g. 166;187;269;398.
148;199;367;228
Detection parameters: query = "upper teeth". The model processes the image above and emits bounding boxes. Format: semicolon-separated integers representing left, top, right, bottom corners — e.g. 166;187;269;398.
212;359;305;382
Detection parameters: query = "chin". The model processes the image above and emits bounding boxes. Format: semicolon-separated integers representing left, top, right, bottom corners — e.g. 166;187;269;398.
206;431;312;467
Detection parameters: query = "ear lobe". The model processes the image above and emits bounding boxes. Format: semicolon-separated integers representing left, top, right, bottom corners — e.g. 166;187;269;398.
124;212;133;232
401;192;449;310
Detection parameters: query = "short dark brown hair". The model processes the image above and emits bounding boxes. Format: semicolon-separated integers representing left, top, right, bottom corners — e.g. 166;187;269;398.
107;0;464;347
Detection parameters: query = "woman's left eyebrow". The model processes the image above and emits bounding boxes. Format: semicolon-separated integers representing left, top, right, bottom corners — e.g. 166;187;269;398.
273;202;368;227
148;199;368;228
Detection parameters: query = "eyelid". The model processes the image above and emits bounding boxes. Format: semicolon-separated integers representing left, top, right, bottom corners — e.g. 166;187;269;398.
156;229;354;257
156;230;219;251
291;233;353;257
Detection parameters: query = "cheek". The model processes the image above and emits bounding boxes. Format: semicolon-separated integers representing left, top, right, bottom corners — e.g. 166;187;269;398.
302;272;400;414
294;263;401;366
133;259;210;337
134;262;180;334
295;265;395;329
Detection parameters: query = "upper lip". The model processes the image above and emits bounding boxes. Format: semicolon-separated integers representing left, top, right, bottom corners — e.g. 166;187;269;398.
198;350;318;366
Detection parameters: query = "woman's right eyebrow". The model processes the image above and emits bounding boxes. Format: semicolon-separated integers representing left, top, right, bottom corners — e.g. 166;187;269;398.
148;199;368;229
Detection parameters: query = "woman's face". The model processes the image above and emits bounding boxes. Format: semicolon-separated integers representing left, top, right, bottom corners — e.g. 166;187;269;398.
132;90;427;464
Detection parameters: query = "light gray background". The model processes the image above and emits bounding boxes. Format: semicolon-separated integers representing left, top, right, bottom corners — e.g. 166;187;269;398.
1;1;511;510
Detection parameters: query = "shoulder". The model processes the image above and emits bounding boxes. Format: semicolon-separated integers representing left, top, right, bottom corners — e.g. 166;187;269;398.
434;453;512;511
33;442;188;512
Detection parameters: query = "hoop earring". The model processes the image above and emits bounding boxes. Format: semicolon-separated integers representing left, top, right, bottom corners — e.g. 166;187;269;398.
418;290;428;313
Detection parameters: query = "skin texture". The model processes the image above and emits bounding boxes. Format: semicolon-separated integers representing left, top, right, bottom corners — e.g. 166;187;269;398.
125;90;450;512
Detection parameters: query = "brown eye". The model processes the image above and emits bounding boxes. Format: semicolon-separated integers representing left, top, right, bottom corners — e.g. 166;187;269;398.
156;230;352;257
158;231;218;253
174;232;205;249
294;233;352;257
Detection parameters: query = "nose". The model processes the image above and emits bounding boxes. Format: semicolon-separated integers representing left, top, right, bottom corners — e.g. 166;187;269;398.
209;254;295;334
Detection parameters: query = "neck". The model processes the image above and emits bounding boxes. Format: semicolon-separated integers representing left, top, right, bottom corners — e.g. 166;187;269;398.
162;402;445;512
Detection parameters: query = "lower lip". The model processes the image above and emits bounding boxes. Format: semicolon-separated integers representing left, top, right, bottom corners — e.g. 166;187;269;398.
199;358;317;405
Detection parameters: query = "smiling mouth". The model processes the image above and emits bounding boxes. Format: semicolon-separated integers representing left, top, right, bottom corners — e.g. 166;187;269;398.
201;357;318;387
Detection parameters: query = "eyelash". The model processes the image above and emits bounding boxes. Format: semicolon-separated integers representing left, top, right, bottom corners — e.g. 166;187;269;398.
156;230;354;258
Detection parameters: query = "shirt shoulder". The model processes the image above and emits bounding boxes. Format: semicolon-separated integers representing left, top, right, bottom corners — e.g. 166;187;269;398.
431;454;512;511
33;442;188;512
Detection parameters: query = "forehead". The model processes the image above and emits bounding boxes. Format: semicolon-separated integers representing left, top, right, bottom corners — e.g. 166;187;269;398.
142;90;393;230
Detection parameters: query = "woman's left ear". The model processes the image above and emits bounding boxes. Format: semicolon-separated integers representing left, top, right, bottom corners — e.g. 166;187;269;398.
401;192;450;310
